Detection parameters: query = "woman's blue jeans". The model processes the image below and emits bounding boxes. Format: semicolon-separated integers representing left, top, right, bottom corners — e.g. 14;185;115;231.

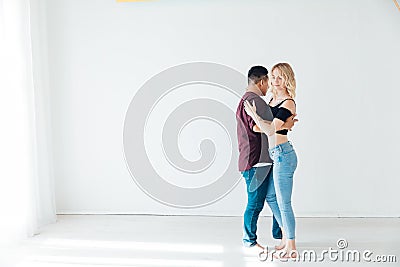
268;141;298;240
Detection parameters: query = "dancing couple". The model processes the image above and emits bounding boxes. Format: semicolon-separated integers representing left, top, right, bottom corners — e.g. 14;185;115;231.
236;63;298;259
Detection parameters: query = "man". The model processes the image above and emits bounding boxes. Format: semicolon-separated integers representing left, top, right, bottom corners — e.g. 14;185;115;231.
236;66;294;253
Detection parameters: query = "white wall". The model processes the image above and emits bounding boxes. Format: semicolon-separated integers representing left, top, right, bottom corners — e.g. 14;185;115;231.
43;0;400;216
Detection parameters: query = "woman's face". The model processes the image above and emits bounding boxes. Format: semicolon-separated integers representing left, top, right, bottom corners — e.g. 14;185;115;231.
271;68;285;90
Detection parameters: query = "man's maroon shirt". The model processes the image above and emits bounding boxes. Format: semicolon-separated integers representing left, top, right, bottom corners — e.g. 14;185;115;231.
236;92;273;172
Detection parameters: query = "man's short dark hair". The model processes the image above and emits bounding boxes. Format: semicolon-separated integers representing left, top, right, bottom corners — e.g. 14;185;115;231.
248;66;268;84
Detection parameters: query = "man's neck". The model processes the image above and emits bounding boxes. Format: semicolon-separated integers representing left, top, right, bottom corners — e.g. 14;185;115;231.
246;84;263;96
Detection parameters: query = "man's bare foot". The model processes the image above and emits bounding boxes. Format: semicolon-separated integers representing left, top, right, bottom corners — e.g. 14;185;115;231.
254;243;265;251
253;243;265;251
243;243;266;255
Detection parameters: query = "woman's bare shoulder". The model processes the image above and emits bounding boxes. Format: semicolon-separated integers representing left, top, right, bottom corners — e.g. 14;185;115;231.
281;99;296;113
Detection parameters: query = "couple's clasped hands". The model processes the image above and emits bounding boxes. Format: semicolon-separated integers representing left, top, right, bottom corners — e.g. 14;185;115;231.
243;100;298;133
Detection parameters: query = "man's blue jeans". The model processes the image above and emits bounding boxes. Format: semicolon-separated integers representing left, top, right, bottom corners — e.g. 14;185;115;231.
241;165;281;247
272;216;282;239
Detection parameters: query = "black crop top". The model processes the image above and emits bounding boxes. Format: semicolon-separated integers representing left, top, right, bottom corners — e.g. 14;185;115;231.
269;98;295;135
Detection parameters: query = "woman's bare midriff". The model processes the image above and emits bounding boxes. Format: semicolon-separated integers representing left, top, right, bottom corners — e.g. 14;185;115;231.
268;133;289;149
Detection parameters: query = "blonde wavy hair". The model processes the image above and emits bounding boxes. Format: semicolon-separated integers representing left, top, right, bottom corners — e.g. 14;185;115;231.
269;63;296;99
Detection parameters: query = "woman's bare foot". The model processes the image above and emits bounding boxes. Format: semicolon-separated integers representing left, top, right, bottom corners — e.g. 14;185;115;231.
273;249;298;259
274;238;286;250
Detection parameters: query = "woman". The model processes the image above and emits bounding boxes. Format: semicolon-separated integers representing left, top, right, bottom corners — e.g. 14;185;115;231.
244;62;298;258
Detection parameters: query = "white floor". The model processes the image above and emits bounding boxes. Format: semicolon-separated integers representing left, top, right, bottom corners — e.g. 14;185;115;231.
2;215;399;267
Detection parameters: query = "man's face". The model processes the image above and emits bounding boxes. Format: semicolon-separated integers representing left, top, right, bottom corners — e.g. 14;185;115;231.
259;77;269;96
